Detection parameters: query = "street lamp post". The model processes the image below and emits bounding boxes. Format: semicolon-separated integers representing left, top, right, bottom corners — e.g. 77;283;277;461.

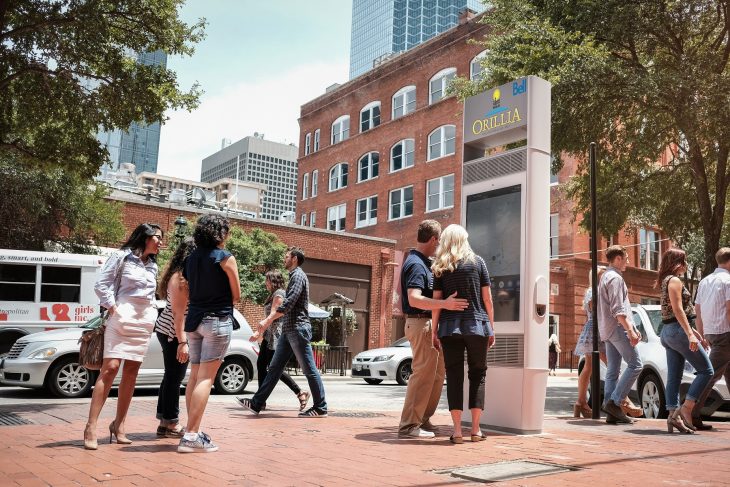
174;214;188;242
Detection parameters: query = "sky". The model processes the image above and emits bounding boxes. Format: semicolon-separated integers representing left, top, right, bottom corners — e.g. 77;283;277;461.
157;1;352;181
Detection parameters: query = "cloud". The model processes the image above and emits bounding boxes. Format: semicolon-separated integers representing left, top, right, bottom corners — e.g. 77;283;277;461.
157;61;348;181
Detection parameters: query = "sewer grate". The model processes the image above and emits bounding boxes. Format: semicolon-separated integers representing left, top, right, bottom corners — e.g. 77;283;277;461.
440;460;578;483
329;412;387;418
0;412;34;426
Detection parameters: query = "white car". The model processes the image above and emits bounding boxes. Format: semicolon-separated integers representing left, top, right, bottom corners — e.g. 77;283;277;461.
581;304;730;419
0;304;259;398
351;337;412;385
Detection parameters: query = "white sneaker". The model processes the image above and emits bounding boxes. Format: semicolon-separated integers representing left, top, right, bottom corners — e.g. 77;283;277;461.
399;427;435;439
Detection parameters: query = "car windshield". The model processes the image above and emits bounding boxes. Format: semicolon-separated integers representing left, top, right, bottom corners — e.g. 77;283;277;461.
391;337;410;347
80;314;104;330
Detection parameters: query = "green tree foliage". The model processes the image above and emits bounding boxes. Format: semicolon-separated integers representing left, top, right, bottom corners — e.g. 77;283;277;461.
226;227;288;305
0;157;125;252
453;0;730;274
0;0;205;178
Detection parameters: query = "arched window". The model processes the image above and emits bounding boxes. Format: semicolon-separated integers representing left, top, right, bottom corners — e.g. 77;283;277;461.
429;67;456;104
313;129;320;152
358;152;379;182
304;133;311;156
311;169;319;197
428;125;456;160
331;115;350;144
329;163;348;191
302;173;309;200
470;50;488;81
390;139;415;172
360;101;381;132
392;85;416;119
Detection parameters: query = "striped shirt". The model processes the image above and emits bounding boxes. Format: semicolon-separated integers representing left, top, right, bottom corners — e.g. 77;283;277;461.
153;280;188;341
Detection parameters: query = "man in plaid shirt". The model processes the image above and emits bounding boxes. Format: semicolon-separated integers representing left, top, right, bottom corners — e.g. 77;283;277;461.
238;247;328;417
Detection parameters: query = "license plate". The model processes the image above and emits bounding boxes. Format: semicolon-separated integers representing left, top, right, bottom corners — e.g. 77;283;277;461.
354;364;362;371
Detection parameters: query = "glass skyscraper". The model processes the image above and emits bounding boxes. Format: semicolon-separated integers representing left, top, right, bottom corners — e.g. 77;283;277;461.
349;0;486;79
98;50;167;175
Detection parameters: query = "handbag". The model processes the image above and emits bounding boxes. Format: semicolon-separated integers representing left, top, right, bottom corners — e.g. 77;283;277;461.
78;253;127;370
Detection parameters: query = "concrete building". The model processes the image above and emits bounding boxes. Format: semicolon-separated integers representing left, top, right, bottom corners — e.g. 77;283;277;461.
201;135;298;221
298;11;668;359
349;0;485;78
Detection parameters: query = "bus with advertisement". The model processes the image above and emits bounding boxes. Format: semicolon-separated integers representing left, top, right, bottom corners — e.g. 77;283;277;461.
0;249;109;354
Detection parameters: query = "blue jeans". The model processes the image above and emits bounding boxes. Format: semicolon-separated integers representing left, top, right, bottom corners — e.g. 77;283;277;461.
660;321;714;410
604;325;642;405
250;323;327;411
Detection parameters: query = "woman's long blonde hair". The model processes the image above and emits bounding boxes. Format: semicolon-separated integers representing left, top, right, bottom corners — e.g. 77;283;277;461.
431;224;476;277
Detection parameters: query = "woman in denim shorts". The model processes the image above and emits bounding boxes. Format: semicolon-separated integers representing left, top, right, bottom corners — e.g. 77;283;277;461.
177;215;241;453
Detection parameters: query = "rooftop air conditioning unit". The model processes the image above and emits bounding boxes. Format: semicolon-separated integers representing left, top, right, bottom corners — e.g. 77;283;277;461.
169;188;187;205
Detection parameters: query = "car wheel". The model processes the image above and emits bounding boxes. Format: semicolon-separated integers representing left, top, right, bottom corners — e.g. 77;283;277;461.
396;360;412;386
639;372;666;419
363;378;383;385
46;356;94;398
214;357;249;394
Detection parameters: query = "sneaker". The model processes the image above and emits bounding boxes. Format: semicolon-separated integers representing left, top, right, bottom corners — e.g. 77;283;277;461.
177;433;219;453
298;407;328;418
236;397;260;415
398;427;435;439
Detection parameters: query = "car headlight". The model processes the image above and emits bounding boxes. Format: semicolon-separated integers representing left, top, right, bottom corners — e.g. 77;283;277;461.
27;347;58;360
372;355;394;362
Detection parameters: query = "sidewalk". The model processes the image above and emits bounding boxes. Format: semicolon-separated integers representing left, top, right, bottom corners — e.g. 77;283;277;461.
0;398;727;486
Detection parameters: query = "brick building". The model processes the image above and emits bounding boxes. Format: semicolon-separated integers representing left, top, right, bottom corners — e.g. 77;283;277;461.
296;11;667;360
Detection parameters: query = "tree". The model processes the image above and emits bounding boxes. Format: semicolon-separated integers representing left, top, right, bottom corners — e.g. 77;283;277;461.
226;227;288;305
0;0;205;178
0;157;125;251
453;0;730;274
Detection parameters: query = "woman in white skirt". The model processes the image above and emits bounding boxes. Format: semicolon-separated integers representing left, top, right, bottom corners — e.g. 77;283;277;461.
83;223;163;450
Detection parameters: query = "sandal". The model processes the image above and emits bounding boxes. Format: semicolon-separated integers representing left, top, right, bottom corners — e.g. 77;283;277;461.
471;431;486;442
297;391;311;411
449;435;463;444
165;424;185;438
156;425;167;437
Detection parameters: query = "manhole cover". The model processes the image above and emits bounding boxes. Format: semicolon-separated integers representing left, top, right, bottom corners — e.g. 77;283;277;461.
443;460;577;483
0;412;34;426
329;412;387;418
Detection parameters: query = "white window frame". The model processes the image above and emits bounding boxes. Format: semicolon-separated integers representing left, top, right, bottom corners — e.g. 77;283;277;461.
327;203;346;232
640;228;660;270
311;169;318;197
360;101;381;133
389;185;414;221
328;163;348;192
429;67;456;104
304;133;311;156
426;174;454;212
390;139;415;172
392;85;416;119
427;125;456;161
357;152;379;182
550;213;559;259
470;50;488;81
356;195;378;228
300;213;307;226
302;173;309;200
313;129;320;152
331;115;350;145
309;211;316;228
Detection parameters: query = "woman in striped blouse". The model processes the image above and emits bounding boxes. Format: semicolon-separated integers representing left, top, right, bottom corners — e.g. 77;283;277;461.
154;237;196;437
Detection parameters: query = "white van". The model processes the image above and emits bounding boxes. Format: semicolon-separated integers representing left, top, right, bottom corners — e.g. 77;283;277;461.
0;249;107;353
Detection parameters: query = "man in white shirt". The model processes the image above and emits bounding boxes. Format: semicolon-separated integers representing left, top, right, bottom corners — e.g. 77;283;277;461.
692;247;730;430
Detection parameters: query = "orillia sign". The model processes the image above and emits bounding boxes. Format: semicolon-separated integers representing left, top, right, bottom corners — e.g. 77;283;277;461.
463;78;528;145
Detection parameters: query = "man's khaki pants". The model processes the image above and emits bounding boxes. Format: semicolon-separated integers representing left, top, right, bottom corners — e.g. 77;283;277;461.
398;317;445;435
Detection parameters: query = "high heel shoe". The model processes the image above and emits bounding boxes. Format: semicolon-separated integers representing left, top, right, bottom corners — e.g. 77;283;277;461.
667;409;692;434
83;424;98;450
108;420;133;444
573;402;592;418
678;406;697;433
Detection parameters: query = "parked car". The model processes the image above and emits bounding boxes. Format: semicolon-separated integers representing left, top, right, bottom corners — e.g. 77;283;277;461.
580;304;730;419
351;337;412;385
0;303;259;398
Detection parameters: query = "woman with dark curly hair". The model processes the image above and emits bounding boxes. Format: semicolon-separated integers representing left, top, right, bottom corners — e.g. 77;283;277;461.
154;237;195;438
177;215;240;453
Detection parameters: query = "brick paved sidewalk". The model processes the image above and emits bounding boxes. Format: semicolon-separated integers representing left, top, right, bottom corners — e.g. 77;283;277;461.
0;399;728;486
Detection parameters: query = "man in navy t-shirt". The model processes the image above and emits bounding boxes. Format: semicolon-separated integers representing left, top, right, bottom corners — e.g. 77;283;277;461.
398;220;468;438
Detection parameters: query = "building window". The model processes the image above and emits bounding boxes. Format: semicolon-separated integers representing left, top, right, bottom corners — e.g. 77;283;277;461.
429;67;456;104
304;133;311;156
331;115;350;144
300;213;307;226
470;50;488;81
310;211;316;227
550;213;559;259
550;154;559;185
427;125;456;160
356;195;378;228
358;152;379;182
314;129;320;152
392;85;416;119
311;169;318;197
640;228;660;270
390;139;415;172
302;173;309;199
389;186;413;220
327;203;346;231
329;163;348;191
426;174;454;212
360;101;381;133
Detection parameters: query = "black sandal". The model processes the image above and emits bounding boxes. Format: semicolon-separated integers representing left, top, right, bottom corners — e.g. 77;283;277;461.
297;391;311;411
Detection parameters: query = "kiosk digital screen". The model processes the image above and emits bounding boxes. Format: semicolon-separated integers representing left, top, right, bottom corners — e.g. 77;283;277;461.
466;185;521;322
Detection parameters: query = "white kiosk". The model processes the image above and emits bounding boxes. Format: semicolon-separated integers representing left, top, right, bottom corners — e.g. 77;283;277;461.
461;76;551;434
